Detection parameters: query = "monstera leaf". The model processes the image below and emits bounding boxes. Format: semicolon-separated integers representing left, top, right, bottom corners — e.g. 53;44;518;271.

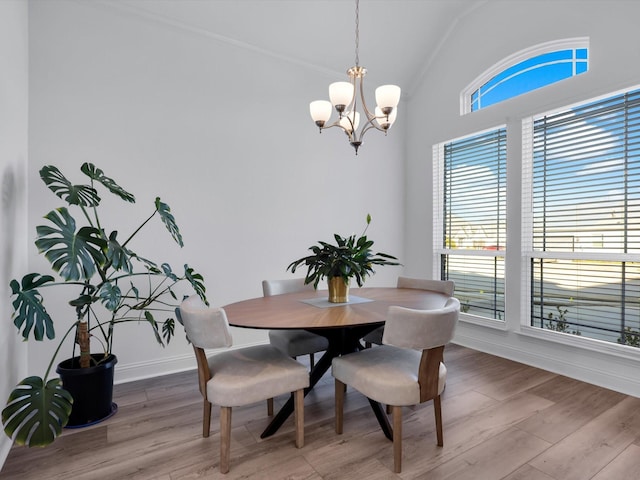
162;317;176;344
185;265;207;304
106;231;133;273
35;208;106;281
1;376;73;447
143;312;177;346
156;198;183;247
99;281;122;312
160;263;179;282
130;252;158;272
81;163;135;203
10;274;55;341
143;310;163;345
39;165;101;207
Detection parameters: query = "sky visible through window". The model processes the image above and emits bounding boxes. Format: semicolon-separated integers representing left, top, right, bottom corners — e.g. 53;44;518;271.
471;48;588;111
532;89;640;248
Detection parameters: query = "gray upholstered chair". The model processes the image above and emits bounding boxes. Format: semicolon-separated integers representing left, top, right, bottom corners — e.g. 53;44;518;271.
362;276;455;347
179;295;309;474
264;278;329;370
332;297;460;473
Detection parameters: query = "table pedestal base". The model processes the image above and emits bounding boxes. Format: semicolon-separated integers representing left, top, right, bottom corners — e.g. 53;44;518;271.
260;324;392;441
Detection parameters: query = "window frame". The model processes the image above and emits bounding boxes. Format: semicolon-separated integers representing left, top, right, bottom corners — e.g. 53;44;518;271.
433;126;508;328
520;85;640;354
461;37;589;115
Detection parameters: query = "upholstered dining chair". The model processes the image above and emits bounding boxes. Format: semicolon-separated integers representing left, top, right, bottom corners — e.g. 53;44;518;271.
179;295;309;474
332;297;460;473
263;278;329;370
362;276;455;347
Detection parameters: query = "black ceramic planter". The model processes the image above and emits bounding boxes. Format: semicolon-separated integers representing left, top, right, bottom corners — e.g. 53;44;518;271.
56;353;118;428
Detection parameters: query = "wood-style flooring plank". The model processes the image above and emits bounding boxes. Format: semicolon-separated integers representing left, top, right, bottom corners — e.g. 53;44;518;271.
420;426;551;480
529;395;640;480
516;377;627;444
502;464;556;480
590;443;640;480
471;364;557;402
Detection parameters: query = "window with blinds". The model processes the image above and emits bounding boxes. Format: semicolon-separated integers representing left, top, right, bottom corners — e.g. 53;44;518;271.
434;128;506;320
525;88;640;345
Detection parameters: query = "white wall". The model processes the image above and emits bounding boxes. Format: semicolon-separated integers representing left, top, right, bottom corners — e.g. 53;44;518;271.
406;0;640;396
0;0;29;466
26;1;404;383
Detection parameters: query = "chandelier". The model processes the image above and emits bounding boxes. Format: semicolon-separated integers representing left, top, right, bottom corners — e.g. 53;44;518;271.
309;0;401;155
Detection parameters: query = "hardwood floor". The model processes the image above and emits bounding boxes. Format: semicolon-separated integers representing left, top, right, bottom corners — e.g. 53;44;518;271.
2;344;640;479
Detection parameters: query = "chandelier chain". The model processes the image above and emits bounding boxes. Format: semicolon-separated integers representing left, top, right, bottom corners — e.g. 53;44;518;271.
354;0;359;66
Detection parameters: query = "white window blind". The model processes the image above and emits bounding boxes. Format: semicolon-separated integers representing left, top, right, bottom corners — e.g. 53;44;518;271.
526;88;640;345
434;127;506;320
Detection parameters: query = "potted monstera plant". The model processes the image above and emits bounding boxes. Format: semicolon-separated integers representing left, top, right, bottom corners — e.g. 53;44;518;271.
2;163;207;447
287;214;400;302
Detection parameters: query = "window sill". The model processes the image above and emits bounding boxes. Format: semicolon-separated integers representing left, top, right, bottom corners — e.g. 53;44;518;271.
517;325;640;361
459;313;508;331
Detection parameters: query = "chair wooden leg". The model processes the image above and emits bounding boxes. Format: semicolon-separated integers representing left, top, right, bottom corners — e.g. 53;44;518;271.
294;389;304;448
309;352;315;370
335;379;345;434
434;395;444;446
392;405;402;473
267;397;274;416
220;406;232;474
203;399;212;438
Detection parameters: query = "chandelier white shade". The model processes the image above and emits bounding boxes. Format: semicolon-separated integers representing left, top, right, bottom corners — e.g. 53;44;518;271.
310;101;333;124
309;0;401;154
329;82;354;109
375;85;401;114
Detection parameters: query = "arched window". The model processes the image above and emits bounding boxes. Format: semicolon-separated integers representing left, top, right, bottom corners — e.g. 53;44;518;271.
461;38;589;114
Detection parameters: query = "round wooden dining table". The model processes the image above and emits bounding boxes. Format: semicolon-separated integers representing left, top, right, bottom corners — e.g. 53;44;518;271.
223;286;450;440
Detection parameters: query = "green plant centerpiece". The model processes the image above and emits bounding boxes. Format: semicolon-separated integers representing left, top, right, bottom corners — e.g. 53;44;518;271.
2;163;207;447
287;214;400;302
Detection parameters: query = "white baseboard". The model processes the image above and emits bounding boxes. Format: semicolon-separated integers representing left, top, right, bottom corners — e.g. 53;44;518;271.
113;353;196;384
453;329;640;398
113;341;269;384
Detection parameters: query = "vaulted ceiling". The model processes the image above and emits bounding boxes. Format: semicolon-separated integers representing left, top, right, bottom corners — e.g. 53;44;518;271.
103;0;488;96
